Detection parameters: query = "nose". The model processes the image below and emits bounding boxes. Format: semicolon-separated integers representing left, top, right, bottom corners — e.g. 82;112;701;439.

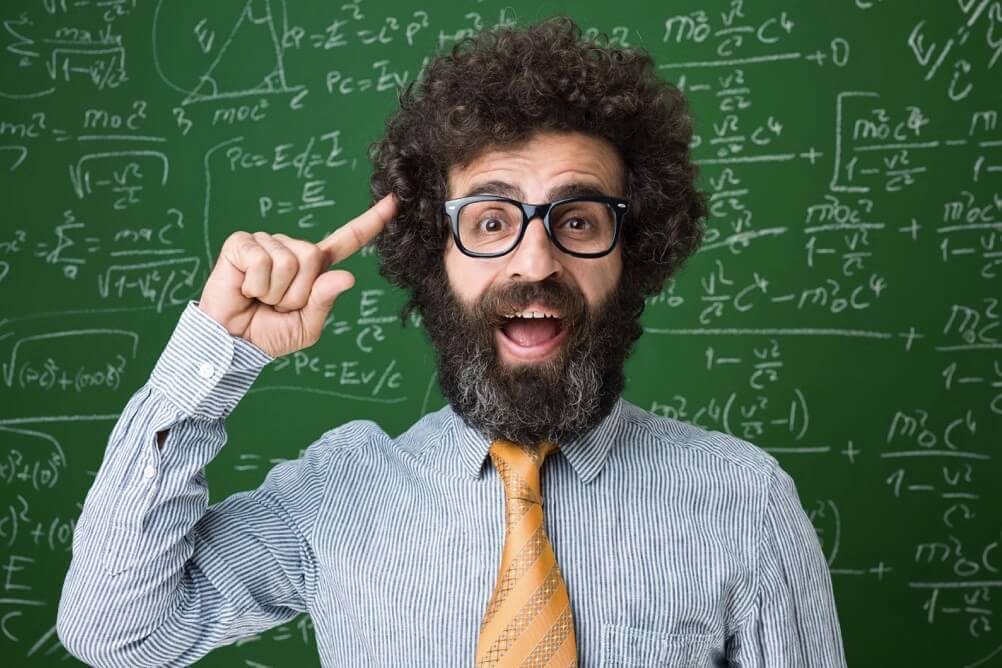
505;215;562;282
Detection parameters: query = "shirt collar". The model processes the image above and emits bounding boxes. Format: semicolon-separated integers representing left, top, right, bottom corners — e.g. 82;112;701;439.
449;396;624;484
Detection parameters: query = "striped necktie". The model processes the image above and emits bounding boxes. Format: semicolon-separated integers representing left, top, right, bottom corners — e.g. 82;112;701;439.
475;439;578;667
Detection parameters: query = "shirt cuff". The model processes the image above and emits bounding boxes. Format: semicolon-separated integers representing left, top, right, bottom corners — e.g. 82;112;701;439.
148;301;274;420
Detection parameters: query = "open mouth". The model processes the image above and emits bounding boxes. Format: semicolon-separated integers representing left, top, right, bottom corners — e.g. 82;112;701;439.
495;312;568;361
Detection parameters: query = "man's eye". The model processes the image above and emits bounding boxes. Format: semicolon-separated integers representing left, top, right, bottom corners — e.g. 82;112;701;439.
480;217;508;233
559;217;592;231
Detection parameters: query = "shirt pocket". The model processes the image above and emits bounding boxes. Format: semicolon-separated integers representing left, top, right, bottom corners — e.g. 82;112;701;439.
599;623;716;667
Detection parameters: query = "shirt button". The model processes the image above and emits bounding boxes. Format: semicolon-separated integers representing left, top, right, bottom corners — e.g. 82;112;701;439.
143;464;156;479
197;361;215;379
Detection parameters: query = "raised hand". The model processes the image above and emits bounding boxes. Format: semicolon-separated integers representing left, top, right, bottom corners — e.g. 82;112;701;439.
196;194;397;358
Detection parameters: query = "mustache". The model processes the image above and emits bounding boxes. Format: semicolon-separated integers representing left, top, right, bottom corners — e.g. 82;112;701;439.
473;279;588;330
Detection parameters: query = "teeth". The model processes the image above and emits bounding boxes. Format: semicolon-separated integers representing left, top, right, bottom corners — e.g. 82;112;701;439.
504;311;560;319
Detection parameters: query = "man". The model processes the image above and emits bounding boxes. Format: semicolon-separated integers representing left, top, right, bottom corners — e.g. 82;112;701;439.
58;17;847;667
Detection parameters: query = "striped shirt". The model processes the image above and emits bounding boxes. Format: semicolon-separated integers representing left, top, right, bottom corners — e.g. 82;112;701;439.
57;300;847;667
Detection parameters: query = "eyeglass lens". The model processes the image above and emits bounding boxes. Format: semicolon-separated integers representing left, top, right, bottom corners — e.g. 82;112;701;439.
458;200;616;255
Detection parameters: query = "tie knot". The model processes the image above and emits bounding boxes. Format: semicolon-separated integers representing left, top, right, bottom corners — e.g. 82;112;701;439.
489;439;557;467
488;439;558;506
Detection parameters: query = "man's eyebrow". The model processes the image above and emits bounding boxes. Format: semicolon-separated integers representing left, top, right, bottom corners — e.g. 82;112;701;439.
460;181;524;199
546;182;613;201
459;181;614;201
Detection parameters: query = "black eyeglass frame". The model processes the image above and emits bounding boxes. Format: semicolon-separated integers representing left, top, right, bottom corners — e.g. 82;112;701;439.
443;194;629;259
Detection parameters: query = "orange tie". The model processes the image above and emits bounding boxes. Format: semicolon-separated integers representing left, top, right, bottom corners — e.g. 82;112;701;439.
475;439;578;667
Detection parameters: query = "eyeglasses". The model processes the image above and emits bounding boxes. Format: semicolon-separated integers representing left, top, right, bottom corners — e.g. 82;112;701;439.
443;194;628;259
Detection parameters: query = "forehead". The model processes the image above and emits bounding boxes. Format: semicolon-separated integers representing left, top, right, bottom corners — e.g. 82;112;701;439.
447;131;625;198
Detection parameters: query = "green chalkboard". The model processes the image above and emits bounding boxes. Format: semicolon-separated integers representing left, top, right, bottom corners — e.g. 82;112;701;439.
1;1;1000;666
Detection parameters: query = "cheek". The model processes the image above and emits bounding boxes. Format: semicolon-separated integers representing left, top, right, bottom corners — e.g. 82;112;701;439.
444;245;495;304
577;256;622;305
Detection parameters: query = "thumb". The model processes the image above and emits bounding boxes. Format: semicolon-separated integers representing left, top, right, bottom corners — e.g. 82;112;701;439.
301;269;355;333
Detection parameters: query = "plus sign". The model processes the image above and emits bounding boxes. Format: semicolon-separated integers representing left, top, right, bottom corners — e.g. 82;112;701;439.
841;440;860;463
800;147;821;165
897;326;924;352
898;217;921;240
869;561;893;581
806;49;826;65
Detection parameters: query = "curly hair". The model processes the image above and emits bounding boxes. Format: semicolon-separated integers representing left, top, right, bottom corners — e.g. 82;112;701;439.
369;16;707;328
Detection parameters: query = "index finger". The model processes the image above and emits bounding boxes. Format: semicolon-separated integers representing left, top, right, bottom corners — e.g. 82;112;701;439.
318;193;398;264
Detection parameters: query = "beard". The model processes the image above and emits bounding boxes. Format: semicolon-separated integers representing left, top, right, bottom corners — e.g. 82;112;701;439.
418;268;642;447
